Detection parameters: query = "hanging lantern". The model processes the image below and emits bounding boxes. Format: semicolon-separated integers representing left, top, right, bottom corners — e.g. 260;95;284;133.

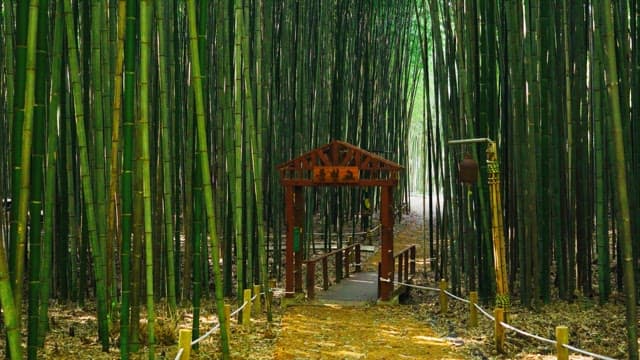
459;153;479;185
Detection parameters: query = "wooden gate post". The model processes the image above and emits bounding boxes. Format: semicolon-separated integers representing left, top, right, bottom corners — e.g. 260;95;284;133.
379;185;394;301
285;186;295;297
294;187;305;293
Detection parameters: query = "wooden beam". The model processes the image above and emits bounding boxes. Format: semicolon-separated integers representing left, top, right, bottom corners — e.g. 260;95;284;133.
379;185;394;301
285;186;294;297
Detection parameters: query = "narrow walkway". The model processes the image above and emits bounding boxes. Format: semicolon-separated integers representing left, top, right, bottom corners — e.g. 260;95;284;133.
275;196;462;359
274;304;457;359
316;271;378;303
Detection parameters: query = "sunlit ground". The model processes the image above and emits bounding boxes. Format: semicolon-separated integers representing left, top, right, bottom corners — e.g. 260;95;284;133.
274;304;462;359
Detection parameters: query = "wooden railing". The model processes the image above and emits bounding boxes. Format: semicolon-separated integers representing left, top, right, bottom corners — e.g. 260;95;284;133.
304;243;361;299
378;244;417;298
395;244;416;284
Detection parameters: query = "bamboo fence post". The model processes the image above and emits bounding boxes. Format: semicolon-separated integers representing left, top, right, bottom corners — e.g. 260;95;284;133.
469;291;478;327
253;285;262;315
242;289;252;326
556;326;569;360
494;308;505;353
439;279;448;313
267;279;276;321
178;328;192;360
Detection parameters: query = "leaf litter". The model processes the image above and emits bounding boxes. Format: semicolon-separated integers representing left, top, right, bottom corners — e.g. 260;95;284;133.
2;197;630;359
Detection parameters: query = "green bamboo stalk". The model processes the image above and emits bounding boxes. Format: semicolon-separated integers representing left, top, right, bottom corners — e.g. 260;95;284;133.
90;0;110;311
0;3;21;338
240;0;256;287
0;229;21;359
3;0;15;160
192;160;203;347
254;0;270;319
592;2;610;303
129;140;144;353
233;0;246;305
217;0;235;296
139;0;156;357
599;1;638;357
12;0;41;327
107;0;126;315
155;0;177;313
186;0;230;356
38;0;63;345
538;0;553;303
27;0;49;357
562;0;576;299
62;0;110;350
9;0;29;286
64;104;79;302
120;0;136;356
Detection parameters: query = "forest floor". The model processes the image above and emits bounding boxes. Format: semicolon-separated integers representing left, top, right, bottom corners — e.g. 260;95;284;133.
15;196;629;359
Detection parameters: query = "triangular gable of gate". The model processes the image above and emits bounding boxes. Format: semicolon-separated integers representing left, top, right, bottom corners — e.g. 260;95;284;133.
277;140;402;186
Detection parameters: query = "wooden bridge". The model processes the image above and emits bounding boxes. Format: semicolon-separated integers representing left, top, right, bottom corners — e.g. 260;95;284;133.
302;243;417;303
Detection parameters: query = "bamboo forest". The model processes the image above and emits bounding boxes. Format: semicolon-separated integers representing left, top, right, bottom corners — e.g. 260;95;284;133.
1;0;639;359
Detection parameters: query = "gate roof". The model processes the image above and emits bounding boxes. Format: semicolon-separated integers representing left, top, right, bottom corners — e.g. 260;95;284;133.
277;140;403;186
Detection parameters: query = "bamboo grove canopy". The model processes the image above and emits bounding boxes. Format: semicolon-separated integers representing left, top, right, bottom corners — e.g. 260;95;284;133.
0;0;415;359
1;0;640;359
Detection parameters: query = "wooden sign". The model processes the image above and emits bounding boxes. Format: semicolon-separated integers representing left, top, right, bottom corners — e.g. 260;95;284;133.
313;166;359;183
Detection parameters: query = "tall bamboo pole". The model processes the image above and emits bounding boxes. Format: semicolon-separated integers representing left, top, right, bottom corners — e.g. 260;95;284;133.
186;0;230;357
599;0;638;357
27;0;49;357
38;0;64;345
155;0;177;312
0;218;21;359
233;0;246;306
12;0;41;325
63;0;110;350
139;0;156;357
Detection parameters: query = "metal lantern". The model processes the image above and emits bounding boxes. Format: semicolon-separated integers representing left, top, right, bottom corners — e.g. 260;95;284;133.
459;153;479;185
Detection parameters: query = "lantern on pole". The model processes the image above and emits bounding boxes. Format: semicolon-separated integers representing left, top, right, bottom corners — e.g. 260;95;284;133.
458;152;479;185
448;138;510;312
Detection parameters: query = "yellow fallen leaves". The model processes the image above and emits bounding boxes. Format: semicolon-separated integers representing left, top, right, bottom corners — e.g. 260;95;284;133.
274;304;463;359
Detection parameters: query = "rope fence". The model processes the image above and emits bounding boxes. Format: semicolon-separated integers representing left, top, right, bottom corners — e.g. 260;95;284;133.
174;285;268;360
396;280;617;360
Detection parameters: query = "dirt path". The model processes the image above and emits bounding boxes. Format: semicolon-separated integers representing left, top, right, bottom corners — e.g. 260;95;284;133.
273;304;460;359
274;196;463;359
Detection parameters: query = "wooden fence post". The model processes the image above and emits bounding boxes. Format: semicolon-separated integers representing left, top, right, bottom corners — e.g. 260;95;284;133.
469;291;478;328
306;261;316;300
556;326;569;360
322;257;329;290
494;308;505;353
355;244;361;272
335;250;342;282
409;246;416;274
439;280;448;314
178;328;192;360
242;289;252;326
253;285;262;314
344;248;350;278
404;252;409;280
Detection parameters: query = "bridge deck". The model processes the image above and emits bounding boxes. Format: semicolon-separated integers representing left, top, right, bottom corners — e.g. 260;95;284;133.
316;271;378;303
